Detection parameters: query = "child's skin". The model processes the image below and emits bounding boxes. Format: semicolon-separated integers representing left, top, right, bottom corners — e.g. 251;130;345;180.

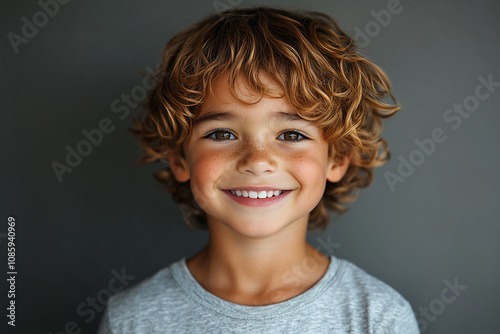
169;71;350;306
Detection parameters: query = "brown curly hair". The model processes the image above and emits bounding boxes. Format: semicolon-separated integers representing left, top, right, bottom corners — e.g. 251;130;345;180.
131;7;399;230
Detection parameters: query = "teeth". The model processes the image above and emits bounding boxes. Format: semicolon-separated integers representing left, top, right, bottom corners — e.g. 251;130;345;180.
258;191;267;198
229;190;284;198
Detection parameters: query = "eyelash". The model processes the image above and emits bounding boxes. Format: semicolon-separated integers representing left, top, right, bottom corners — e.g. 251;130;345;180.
204;128;310;143
204;129;236;142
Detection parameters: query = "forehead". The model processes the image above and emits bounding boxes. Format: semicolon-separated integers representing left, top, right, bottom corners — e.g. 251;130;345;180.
207;71;284;104
197;71;296;120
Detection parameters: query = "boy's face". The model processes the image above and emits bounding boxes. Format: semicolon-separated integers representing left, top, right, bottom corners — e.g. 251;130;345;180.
169;72;349;238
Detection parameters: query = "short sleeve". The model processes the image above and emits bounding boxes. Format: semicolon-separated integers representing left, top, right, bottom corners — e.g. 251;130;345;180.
381;299;420;334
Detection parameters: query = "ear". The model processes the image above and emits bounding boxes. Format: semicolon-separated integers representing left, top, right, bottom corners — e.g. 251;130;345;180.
326;155;350;183
168;155;190;182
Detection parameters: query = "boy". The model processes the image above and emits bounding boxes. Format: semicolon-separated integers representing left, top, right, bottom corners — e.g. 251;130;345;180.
98;7;419;333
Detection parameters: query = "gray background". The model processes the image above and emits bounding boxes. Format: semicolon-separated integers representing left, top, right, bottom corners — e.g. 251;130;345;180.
1;0;499;333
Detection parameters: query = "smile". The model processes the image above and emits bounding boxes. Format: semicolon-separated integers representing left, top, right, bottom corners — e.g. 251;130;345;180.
224;188;291;207
229;190;285;198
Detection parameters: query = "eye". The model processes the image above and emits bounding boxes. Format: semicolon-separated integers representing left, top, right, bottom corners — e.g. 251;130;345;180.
205;129;236;141
278;131;308;142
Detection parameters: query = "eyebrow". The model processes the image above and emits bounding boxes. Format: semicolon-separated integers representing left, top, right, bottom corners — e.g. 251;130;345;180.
192;110;310;125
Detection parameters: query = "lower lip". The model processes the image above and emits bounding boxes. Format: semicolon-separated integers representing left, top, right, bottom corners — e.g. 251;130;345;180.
224;190;291;207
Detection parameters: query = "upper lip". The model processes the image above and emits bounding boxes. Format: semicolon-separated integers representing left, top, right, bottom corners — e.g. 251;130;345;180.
226;186;287;191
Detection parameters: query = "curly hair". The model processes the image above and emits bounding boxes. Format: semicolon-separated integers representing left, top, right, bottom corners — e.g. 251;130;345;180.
131;7;399;230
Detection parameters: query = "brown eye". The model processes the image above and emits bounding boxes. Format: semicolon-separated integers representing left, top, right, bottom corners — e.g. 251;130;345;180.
207;130;235;141
215;131;230;140
284;132;298;141
279;131;306;142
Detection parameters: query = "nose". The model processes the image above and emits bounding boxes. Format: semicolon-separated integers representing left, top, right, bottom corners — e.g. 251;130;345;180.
236;140;278;176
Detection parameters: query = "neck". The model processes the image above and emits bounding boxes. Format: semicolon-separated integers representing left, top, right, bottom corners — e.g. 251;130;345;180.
186;217;330;305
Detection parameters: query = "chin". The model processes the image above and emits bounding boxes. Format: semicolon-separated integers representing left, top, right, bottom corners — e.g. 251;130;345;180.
224;218;298;238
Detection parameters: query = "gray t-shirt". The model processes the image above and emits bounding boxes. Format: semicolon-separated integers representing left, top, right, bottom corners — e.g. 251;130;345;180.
98;256;419;333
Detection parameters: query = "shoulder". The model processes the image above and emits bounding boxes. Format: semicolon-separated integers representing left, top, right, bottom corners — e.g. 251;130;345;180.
322;257;419;333
335;258;407;302
103;259;185;326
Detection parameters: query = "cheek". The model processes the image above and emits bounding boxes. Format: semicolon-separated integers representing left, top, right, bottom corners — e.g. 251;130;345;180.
187;149;236;214
285;147;330;184
292;157;329;186
188;149;231;193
